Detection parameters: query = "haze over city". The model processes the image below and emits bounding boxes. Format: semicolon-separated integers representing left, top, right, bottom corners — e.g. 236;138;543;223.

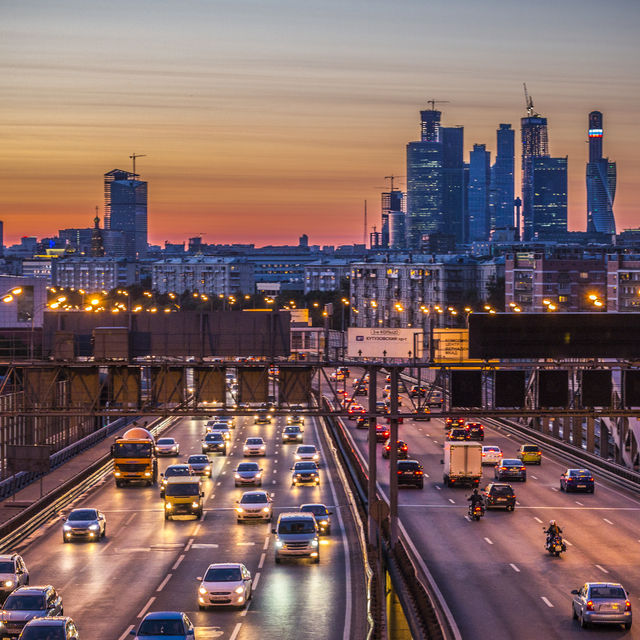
1;0;639;246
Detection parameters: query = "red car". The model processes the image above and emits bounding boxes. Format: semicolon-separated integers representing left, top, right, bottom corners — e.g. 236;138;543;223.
375;425;390;442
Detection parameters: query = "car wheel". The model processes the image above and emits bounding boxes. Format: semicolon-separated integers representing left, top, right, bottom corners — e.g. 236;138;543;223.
115;480;122;488
313;555;320;564
506;505;514;512
234;483;239;488
560;483;564;491
164;513;170;521
580;613;589;629
63;536;69;543
199;604;206;611
589;487;595;494
624;622;631;630
572;605;578;620
419;481;424;489
275;555;281;564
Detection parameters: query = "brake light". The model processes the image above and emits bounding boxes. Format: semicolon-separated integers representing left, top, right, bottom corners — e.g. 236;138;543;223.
500;467;506;471
416;470;423;475
625;600;632;611
586;601;594;611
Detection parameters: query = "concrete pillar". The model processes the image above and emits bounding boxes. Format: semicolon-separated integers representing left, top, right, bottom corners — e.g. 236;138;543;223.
563;417;572;443
552;417;560;439
600;420;610;459
572;417;582;448
586;417;596;453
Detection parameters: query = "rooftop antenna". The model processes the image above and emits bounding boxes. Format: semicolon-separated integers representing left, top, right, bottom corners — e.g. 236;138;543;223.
129;153;147;179
363;200;367;246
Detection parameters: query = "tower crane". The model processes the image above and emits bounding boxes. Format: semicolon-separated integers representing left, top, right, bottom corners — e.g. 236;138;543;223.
129;153;147;178
523;83;539;117
425;99;449;110
384;175;405;192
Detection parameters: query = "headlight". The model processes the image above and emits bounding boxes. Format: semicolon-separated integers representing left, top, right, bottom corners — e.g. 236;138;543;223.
191;501;199;508
236;507;244;513
199;586;207;595
256;473;261;478
313;455;319;460
205;466;211;471
165;502;172;510
320;520;328;525
235;473;241;479
254;415;259;419
114;472;121;477
296;474;302;478
275;540;283;548
311;539;319;547
4;580;14;587
63;524;72;531
263;507;270;513
89;524;100;531
295;455;301;460
235;586;245;594
144;472;151;477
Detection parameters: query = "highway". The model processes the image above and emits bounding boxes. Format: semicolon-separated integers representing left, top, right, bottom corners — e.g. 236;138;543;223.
337;369;640;639
12;412;364;640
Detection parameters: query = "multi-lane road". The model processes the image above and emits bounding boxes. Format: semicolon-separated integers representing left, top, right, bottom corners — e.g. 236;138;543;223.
11;413;364;639
339;369;640;639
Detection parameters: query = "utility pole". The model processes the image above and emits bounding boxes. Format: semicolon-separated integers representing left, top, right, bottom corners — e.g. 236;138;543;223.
363;200;367;247
129;153;147;179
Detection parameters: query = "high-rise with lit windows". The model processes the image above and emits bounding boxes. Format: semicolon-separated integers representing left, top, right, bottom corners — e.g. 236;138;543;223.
586;111;616;235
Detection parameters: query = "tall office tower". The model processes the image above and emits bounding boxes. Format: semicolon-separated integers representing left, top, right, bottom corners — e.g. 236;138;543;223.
530;156;568;237
441;127;465;243
381;190;404;249
103;168;148;258
586;111;616;235
490;124;515;230
467;144;491;241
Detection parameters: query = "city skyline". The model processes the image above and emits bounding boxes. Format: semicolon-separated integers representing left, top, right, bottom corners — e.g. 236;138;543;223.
1;0;638;246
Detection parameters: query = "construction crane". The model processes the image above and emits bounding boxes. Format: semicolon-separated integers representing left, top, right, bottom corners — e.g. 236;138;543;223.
384;175;405;192
129;153;147;178
523;83;539;117
425;99;449;111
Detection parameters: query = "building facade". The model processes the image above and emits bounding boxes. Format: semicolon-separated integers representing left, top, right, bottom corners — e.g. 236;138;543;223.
468;144;491;241
491;123;515;230
53;257;139;291
304;260;351;293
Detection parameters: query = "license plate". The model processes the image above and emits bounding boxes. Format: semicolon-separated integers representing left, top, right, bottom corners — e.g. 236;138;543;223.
496;498;506;501
577;484;586;488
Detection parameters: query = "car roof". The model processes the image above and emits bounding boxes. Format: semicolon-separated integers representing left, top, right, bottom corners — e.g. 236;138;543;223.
241;490;268;497
165;476;201;484
398;459;421;465
568;468;591;472
158;437;176;441
141;611;185;620
483;445;500;450
166;464;190;470
0;554;18;561
278;511;316;521
300;503;327;509
501;458;521;463
23;617;71;626
11;586;52;594
245;437;264;441
585;582;624;588
205;563;244;570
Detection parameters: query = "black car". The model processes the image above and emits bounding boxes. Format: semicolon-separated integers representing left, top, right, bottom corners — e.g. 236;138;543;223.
282;426;303;443
465;423;485;441
355;416;368;429
382;440;408;460
375;425;390;443
446;428;469;441
409;385;426;398
482;483;515;510
494;459;527;481
560;468;595;493
201;432;227;455
397;460;424;489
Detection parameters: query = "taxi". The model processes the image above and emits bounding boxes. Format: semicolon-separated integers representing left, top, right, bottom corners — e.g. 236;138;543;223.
517;444;542;464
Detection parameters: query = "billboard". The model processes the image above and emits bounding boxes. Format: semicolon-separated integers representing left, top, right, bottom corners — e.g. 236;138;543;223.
433;329;469;362
347;328;423;358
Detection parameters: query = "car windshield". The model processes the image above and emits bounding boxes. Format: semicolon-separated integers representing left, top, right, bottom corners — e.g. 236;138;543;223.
205;434;223;442
589;586;626;599
204;567;242;582
398;463;419;471
137;619;185;635
246;439;263;445
285;427;300;433
522;446;539;452
484;447;500;452
166;467;190;477
241;494;267;504
237;463;259;472
502;459;521;466
0;561;15;572
278;520;315;534
189;456;208;464
19;627;66;640
570;470;591;477
297;447;316;454
157;439;175;445
68;509;97;521
490;485;513;495
293;462;317;471
165;483;200;497
114;442;152;457
301;505;327;516
3;594;45;610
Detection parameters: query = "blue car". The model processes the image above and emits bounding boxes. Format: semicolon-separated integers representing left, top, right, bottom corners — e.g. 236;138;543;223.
131;611;194;639
560;468;595;493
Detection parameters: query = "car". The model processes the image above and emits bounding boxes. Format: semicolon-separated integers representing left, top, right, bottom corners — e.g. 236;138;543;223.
382;384;392;398
160;464;192;497
294;445;321;465
300;503;333;534
414;406;431;421
560;468;595;493
355;416;368;429
396;460;424;488
163;477;203;520
375;425;390;443
427;390;444;406
384;410;404;424
0;555;29;602
382;440;408;459
446;428;469;441
187;454;213;477
62;508;106;543
409;385;426;398
385;374;392;383
131;611;195;638
291;461;320;486
481;446;502;465
347;404;366;419
17;616;79;639
217;416;236;428
353;385;368;396
234;462;263;487
272;512;320;563
197;563;252;610
571;582;632;630
518;444;542;464
337;366;350;378
330;371;345;381
494;459;527;481
201;433;226;456
286;415;304;425
209;426;231;441
482;483;515;510
375;401;387;414
465;422;484;441
0;586;63;638
254;413;272;425
243;437;266;457
235;491;272;522
155;437;180;456
282;426;303;443
445;417;465;429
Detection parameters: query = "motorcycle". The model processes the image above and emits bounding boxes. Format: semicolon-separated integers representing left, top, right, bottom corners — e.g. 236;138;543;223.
468;503;484;521
545;533;566;557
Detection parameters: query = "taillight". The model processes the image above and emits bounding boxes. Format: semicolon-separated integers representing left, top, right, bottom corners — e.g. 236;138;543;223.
416;471;423;475
625;600;632;611
586;601;594;611
589;478;594;482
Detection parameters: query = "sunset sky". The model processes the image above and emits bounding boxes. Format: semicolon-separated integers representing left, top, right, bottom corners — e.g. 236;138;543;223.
1;0;639;247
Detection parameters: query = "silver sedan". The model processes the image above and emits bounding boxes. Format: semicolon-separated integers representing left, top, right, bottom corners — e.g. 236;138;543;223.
571;582;632;629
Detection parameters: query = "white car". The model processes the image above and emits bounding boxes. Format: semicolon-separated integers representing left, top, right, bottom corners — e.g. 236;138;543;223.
481;445;503;465
236;490;273;522
155;437;180;456
294;445;321;465
243;437;267;457
198;563;252;609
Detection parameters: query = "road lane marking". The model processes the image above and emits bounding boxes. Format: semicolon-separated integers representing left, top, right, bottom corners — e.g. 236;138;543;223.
263;536;270;550
185;538;194;552
448;499;455;504
510;563;520;572
156;574;172;591
216;482;221;486
435;486;442;491
237;542;255;546
424;473;430;478
194;524;201;536
253;571;261;590
575;501;584;506
137;596;156;618
172;554;185;570
273;470;278;474
229;623;242;640
541;597;554;608
595;564;609;574
258;553;266;569
564;539;573;546
534;517;543;523
484;537;493;545
272;480;276;484
464;515;470;522
515;501;520;506
551;487;559;492
100;540;113;553
118;626;134;640
530;475;538;480
192;543;219;549
603;518;614;525
124;513;136;525
433;440;438;443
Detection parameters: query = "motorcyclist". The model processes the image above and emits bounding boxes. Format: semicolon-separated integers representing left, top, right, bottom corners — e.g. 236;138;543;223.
467;488;484;514
545;519;563;546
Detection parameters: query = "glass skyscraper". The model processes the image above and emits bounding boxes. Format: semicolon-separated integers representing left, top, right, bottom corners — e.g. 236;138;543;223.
530;156;568;238
467;144;491;241
441;127;465;244
490;123;515;230
586;111;616;235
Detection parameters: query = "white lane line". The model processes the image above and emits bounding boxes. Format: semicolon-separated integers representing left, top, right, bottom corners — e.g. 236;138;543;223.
185;538;194;552
271;492;276;498
424;473;430;478
100;540;113;553
137;596;156;618
229;623;242;640
551;487;559;492
564;539;573;546
575;501;584;506
274;459;278;463
124;513;136;525
273;470;278;474
515;501;521;506
156;574;172;592
541;596;554;608
484;537;493;545
172;554;185;570
193;524;201;536
464;515;471;522
510;563;520;572
221;471;226;475
237;542;255;546
258;553;266;569
252;571;261;590
530;475;538;480
603;518;614;525
433;440;438;444
263;536;269;550
448;499;455;504
272;480;277;484
200;511;207;522
192;543;219;549
595;564;609;574
534;517;543;523
216;481;221;486
118;626;134;640
435;486;442;491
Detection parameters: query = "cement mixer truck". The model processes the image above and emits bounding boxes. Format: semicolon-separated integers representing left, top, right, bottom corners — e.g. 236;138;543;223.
111;426;158;487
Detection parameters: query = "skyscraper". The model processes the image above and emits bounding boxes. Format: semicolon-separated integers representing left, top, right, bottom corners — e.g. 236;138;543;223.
381;190;404;249
441;127;465;244
467;144;491;241
521;114;549;241
104;168;148;258
490;124;515;230
531;156;568;237
586;111;616;235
